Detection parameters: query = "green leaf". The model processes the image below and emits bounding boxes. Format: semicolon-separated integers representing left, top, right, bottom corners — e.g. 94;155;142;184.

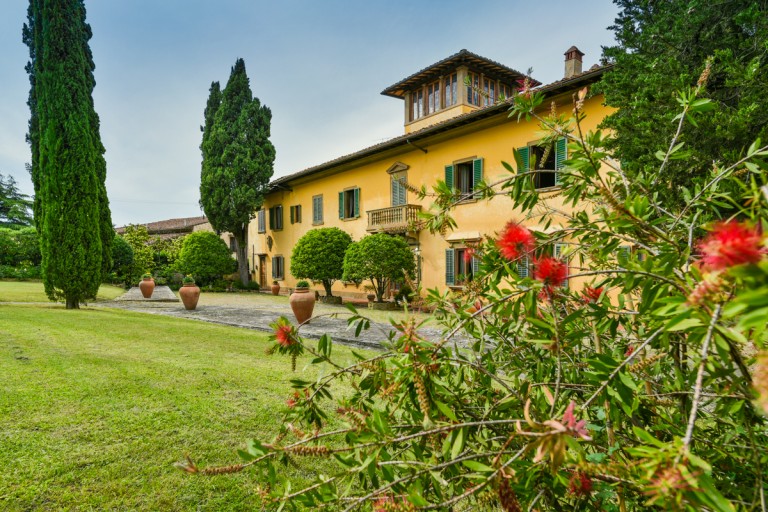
462;460;495;473
434;400;457;422
451;428;466;460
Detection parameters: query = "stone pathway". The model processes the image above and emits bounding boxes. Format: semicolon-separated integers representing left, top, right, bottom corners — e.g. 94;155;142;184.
105;292;456;350
114;285;180;302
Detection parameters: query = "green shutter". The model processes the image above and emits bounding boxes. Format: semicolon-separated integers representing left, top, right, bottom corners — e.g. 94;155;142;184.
353;188;360;218
555;137;566;184
289;206;294;224
472;158;483;192
554;243;568;288
517;255;529;278
271;257;276;279
471;255;480;276
338;192;344;219
269;208;275;230
444;164;454;189
618;246;631;267
516;147;529;172
445;249;455;286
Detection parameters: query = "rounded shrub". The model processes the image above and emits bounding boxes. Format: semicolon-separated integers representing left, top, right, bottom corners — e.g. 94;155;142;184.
176;231;237;286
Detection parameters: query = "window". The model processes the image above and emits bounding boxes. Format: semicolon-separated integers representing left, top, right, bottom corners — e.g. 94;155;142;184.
445;158;483;199
482;78;496;106
290;204;302;224
498;83;511;101
269;204;283;230
271;255;284;280
517;244;569;286
516;254;530;278
467;72;481;106
257;209;266;233
517;138;567;189
229;236;237;253
445;248;480;286
411;89;424;121
445;73;457;107
426;80;441;114
312;195;323;224
338;188;360;219
391;173;407;206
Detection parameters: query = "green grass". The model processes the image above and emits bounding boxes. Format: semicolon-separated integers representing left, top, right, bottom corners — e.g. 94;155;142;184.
0;280;125;303
0;291;362;509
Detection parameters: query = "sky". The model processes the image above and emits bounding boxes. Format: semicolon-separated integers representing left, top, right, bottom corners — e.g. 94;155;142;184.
0;1;619;227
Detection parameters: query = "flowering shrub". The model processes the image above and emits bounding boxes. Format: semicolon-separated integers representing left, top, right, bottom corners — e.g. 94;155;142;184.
182;76;768;510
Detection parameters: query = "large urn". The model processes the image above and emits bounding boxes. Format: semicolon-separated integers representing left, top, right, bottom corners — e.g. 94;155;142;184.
139;276;155;299
289;286;316;324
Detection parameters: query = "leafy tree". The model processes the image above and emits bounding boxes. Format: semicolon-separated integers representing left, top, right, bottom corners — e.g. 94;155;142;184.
199;58;275;287
290;227;352;297
176;231;237;286
597;0;768;204
0;227;40;267
0;173;33;228
342;233;415;302
110;233;133;285
185;82;768;510
121;225;154;285
23;0;113;308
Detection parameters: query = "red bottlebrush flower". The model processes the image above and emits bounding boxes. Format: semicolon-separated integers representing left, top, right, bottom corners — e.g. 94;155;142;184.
581;286;604;303
275;324;294;347
463;247;476;264
496;221;535;261
286;391;300;408
698;221;764;271
534;257;567;288
568;472;593;497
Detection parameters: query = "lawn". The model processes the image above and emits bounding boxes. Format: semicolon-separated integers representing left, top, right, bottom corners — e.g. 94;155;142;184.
0;284;362;510
0;280;125;303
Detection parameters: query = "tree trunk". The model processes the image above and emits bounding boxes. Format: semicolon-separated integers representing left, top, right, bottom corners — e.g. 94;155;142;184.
66;297;79;309
235;231;249;286
323;280;334;297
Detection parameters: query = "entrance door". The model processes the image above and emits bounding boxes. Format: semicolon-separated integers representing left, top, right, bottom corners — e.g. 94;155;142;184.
259;255;267;289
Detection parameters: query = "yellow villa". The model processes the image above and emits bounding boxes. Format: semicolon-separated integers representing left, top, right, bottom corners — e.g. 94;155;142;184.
249;47;612;298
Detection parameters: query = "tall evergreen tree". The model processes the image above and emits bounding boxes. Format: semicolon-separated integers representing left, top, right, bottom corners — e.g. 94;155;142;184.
23;0;113;309
598;0;768;204
199;59;275;286
0;173;34;228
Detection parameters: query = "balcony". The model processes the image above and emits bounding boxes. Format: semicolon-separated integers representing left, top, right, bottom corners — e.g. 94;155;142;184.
366;204;422;233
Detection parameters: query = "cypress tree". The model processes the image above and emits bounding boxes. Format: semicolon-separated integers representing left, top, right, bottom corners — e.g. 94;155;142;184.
199;59;275;286
23;0;113;309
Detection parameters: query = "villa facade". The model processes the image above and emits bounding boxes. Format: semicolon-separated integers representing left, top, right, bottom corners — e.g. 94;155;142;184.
248;48;611;298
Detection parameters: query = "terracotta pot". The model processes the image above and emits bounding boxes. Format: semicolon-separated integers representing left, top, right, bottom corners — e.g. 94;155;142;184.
179;283;200;310
289;287;315;324
271;283;280;295
139;277;155;299
366;294;376;302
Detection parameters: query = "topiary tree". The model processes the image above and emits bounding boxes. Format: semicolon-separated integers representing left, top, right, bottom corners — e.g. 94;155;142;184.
176;231;237;286
110;233;133;286
290;227;352;297
342;233;415;302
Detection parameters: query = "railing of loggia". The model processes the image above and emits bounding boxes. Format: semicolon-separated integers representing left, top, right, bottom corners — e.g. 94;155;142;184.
367;205;422;230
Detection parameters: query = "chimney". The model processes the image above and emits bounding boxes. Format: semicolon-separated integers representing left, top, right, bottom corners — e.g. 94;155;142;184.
564;46;585;79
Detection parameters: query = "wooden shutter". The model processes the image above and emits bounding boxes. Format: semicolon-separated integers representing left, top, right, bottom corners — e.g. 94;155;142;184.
472;158;483;192
353;188;360;218
445;249;455;286
617;246;631;267
269;208;275;230
338;192;344;219
444;164;454;190
555;137;566;184
516;147;529;172
290;206;295;224
276;206;283;229
471;255;480;276
271;257;276;279
258;210;266;233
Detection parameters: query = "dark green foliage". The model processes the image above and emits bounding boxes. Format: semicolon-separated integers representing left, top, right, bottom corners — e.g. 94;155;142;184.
290;227;352;297
342;234;415;302
598;0;768;205
0;173;33;228
23;0;113;308
110;233;133;285
199;59;275;286
177;231;237;286
0;228;40;267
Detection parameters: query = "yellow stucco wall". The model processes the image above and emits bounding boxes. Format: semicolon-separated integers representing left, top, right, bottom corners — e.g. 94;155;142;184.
251;94;613;297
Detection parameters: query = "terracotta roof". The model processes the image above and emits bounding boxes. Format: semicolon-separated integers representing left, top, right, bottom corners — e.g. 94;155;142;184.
381;49;540;99
115;215;209;235
271;65;609;189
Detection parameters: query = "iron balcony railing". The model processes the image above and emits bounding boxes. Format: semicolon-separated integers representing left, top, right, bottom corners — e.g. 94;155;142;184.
366;204;422;232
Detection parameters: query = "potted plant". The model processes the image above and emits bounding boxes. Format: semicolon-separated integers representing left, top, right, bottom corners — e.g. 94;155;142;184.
289;280;315;324
179;275;201;310
139;272;155;299
363;284;376;303
271;280;281;296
